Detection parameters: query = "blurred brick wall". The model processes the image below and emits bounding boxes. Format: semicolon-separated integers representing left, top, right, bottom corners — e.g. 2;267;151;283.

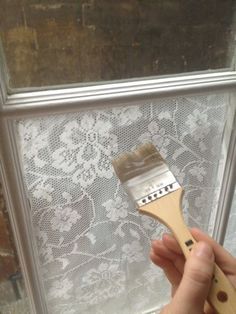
0;184;18;282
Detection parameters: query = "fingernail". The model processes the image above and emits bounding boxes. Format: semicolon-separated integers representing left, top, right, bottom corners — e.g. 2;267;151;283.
192;242;214;261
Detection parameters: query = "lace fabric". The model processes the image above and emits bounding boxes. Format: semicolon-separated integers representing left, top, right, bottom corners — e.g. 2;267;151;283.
16;94;228;314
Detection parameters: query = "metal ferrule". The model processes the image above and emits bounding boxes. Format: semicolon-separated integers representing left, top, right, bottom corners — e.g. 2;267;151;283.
123;167;180;207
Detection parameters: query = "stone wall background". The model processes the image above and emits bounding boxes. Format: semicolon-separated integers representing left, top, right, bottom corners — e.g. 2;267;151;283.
0;184;18;283
0;183;26;309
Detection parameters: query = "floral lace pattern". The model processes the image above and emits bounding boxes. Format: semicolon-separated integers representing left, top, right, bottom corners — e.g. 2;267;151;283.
16;94;228;314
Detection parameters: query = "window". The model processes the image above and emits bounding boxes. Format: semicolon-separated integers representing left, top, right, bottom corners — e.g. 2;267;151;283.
0;1;236;313
0;0;235;88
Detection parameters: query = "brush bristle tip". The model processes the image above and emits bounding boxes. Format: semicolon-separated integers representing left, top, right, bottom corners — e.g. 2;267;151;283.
112;143;165;183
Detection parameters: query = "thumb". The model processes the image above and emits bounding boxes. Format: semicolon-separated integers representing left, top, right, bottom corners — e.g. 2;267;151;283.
170;241;214;314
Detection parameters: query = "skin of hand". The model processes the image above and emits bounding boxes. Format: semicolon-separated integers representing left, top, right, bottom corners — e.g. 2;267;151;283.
150;228;236;314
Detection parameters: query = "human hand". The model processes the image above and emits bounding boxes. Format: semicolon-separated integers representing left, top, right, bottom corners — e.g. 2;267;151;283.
150;228;236;314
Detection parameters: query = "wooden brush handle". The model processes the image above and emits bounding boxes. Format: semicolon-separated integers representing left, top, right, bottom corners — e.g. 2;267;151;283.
139;188;236;314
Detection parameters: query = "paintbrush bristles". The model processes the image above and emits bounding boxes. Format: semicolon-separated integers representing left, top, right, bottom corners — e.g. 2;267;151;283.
112;143;165;183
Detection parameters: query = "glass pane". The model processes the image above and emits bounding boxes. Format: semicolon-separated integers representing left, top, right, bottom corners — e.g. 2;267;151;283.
15;92;232;313
0;0;235;88
0;183;30;313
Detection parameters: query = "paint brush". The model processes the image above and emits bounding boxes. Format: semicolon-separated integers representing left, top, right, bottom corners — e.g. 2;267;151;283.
112;143;236;314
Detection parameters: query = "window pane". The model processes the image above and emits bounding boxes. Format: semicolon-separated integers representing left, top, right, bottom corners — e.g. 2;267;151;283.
15;92;232;313
0;184;30;313
0;0;235;88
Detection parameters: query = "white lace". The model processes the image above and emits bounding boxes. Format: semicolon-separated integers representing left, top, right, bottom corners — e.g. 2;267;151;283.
17;94;228;314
